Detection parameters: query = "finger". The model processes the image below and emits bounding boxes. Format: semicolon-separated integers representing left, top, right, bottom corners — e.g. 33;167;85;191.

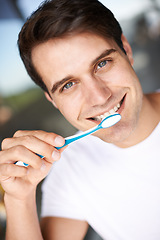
0;146;43;169
0;163;27;180
1;136;61;163
26;159;52;183
13;130;65;148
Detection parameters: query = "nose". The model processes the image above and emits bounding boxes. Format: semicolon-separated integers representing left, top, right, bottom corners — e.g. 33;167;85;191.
82;75;111;107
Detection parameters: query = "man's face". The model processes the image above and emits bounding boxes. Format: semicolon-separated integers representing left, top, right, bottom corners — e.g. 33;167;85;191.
32;32;143;145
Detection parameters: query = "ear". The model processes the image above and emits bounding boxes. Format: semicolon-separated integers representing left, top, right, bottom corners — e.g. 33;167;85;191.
44;92;58;108
121;34;134;66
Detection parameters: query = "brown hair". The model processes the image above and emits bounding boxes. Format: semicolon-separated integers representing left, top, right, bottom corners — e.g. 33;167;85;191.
18;0;124;94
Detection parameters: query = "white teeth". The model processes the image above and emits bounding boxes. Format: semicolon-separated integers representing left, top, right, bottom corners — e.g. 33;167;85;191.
109;109;115;114
95;116;102;121
117;103;120;108
93;102;121;121
114;106;118;111
104;112;110;118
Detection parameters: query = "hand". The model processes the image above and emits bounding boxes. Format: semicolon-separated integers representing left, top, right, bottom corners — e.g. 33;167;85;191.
0;130;65;200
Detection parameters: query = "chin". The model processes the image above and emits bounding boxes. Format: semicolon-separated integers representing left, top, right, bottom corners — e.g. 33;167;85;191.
94;121;136;145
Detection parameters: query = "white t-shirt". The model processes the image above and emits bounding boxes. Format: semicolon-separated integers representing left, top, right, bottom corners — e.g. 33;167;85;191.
41;122;160;240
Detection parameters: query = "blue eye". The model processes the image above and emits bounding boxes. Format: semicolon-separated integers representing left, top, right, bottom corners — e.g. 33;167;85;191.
97;60;107;69
63;81;74;90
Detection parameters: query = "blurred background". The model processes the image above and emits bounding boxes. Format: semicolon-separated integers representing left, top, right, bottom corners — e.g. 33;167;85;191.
0;0;160;239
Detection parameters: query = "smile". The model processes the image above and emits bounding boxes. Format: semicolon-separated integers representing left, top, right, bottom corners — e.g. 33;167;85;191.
91;96;125;121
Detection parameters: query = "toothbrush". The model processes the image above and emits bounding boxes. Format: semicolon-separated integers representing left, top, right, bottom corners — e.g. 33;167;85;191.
56;113;121;149
16;113;121;166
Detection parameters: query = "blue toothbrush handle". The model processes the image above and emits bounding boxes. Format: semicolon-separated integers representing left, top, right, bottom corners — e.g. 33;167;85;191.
15;113;121;166
15;125;101;165
56;125;102;149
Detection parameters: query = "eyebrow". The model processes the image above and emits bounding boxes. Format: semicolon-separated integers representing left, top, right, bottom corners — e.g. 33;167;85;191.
91;48;117;66
51;48;117;94
51;76;74;94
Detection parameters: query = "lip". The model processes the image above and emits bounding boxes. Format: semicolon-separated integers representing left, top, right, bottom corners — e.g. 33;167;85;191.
87;94;126;123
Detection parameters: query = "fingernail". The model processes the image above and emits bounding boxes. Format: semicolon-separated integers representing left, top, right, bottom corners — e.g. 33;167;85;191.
55;136;64;146
52;150;60;161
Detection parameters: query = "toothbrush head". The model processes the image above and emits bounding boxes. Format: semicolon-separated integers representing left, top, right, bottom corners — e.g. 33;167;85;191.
101;113;121;129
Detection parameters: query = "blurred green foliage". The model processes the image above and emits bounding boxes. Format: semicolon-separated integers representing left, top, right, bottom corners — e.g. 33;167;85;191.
2;87;43;113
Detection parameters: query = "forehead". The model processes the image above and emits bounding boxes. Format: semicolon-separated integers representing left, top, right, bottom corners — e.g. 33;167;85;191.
31;32;117;86
32;32;115;59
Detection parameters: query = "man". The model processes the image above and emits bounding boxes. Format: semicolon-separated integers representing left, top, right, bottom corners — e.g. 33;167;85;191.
0;0;160;239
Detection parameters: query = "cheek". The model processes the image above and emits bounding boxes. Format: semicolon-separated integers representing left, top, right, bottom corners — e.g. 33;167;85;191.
99;60;136;87
114;65;135;84
55;97;80;125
